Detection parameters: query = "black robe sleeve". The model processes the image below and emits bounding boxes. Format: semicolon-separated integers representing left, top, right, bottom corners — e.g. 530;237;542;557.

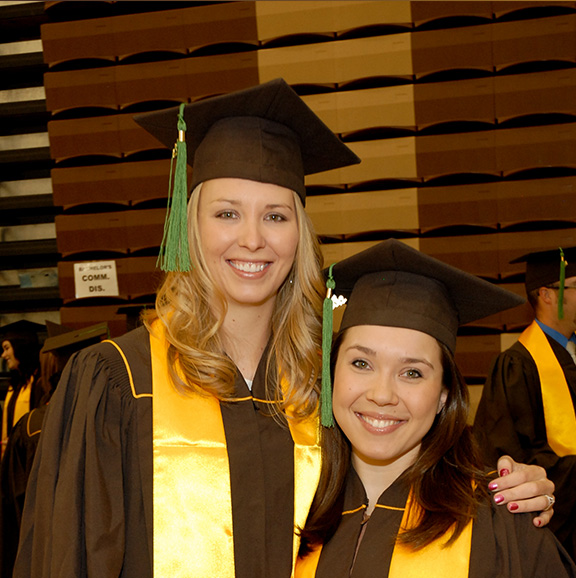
470;496;576;578
473;340;576;559
0;406;45;577
13;328;153;578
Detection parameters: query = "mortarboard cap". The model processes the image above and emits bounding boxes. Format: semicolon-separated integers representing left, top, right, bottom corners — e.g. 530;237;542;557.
510;246;576;293
134;79;360;272
41;322;109;354
133;78;360;204
0;320;46;346
329;240;525;353
318;240;524;426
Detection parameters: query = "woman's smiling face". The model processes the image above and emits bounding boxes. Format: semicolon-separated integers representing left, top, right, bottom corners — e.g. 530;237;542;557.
333;325;447;472
197;177;299;310
1;340;19;370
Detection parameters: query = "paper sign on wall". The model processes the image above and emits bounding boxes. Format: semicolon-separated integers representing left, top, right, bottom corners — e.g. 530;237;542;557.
74;260;119;298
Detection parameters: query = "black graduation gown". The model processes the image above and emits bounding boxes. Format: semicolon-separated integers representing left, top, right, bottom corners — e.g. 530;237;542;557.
473;337;576;561
312;468;576;577
0;405;46;577
14;326;296;578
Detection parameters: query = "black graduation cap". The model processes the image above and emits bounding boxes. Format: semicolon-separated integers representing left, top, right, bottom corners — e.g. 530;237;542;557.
133;78;360;204
318;239;525;426
41;322;109;354
0;320;46;346
329;239;525;354
510;246;576;293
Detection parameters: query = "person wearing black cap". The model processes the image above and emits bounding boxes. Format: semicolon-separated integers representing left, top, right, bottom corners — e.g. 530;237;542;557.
296;240;575;577
0;320;45;460
15;78;360;578
474;246;576;562
15;80;554;578
1;322;108;578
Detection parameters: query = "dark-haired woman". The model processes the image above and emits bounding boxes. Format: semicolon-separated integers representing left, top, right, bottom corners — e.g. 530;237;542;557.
1;337;42;459
297;240;574;577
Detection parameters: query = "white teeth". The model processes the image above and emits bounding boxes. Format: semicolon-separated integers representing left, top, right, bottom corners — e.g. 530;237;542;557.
230;261;267;273
361;415;399;429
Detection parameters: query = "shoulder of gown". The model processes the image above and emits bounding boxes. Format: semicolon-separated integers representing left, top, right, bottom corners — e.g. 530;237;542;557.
470;496;576;578
14;326;153;578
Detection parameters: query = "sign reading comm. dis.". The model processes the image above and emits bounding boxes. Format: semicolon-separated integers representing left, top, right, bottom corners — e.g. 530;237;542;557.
74;260;119;299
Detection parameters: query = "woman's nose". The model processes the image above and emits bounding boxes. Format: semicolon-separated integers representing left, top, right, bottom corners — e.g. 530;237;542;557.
365;375;398;406
238;219;265;251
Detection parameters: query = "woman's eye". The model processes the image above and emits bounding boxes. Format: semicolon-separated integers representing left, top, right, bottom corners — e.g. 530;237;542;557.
217;210;237;219
352;359;370;370
403;369;422;379
266;213;286;222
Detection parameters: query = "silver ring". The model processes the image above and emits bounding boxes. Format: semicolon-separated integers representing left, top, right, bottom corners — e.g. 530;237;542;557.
544;494;555;512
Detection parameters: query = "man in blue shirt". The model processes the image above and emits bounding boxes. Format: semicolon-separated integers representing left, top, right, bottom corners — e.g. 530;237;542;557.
475;246;576;561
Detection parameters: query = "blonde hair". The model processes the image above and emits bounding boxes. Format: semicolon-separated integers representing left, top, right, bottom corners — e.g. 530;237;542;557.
144;184;325;418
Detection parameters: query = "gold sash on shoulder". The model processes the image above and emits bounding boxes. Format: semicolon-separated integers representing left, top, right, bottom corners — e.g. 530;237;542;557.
518;321;576;456
388;493;472;578
149;322;321;577
295;491;472;577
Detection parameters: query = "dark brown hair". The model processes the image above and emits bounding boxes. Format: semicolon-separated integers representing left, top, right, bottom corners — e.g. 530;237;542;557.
299;331;489;555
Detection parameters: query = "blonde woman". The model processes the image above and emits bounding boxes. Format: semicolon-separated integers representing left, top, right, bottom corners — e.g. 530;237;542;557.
16;81;555;578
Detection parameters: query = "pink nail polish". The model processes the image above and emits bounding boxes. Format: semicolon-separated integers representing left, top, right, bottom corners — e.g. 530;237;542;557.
494;494;504;504
509;503;519;511
499;468;510;477
488;482;498;491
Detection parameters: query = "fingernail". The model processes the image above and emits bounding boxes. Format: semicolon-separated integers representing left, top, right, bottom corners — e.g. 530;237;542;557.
509;503;519;511
536;519;542;527
499;468;510;477
488;482;498;491
494;494;504;504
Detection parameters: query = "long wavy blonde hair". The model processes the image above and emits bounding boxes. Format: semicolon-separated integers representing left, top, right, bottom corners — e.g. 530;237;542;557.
144;183;325;419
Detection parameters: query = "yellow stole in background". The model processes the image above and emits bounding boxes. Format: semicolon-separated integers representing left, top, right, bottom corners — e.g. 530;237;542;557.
150;323;321;577
518;321;576;457
295;491;472;578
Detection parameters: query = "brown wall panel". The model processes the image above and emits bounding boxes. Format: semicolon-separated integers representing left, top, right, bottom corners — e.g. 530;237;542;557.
496;123;576;174
495;69;576;121
307;189;419;237
497;177;576;227
411;23;493;78
455;334;501;379
411;1;492;24
55;209;166;257
418;182;499;231
51;160;175;207
493;14;576;70
414;77;495;128
55;211;129;256
304;86;416;135
42;17;116;64
185;52;259;101
115;60;190;107
420;233;500;278
498;228;576;279
416;132;498;179
44;67;118;112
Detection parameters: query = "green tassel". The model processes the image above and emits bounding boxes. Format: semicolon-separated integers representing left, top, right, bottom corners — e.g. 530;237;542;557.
321;264;336;427
157;103;192;272
558;247;566;319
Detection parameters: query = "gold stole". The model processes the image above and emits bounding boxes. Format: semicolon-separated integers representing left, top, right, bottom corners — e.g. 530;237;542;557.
518;321;576;456
1;381;31;445
149;323;321;577
295;492;473;578
388;493;473;578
